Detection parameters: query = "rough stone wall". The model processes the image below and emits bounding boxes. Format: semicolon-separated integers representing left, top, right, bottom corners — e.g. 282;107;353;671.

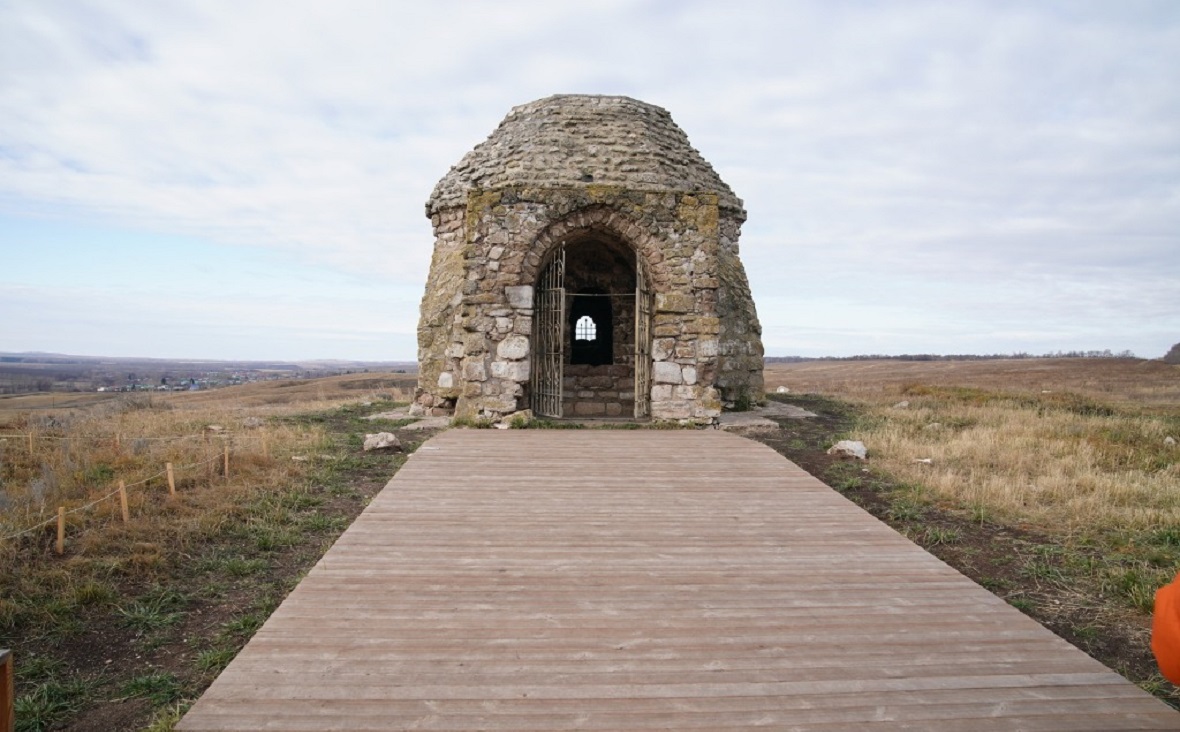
415;189;746;422
563;365;634;417
414;208;466;416
428;95;743;215
714;217;765;406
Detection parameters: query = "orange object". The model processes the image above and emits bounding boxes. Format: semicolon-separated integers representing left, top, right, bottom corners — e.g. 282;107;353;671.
1153;571;1180;685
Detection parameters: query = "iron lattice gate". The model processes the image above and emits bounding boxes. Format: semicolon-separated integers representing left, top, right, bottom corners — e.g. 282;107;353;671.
531;244;565;417
634;255;652;418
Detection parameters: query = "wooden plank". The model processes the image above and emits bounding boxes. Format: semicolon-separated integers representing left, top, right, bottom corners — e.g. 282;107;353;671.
177;430;1180;730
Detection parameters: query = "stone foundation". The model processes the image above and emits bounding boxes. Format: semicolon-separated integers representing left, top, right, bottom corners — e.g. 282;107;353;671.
563;364;635;417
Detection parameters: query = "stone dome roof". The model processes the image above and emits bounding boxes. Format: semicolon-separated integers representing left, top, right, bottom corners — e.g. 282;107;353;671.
427;94;743;215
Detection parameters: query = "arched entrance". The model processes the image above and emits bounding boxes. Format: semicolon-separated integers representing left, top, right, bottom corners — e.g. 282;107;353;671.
530;233;652;419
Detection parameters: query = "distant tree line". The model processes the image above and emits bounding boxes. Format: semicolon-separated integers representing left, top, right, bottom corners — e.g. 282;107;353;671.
1164;343;1180;365
764;349;1139;364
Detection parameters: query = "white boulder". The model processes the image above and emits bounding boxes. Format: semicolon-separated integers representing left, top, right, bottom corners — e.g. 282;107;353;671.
827;440;868;460
363;432;402;452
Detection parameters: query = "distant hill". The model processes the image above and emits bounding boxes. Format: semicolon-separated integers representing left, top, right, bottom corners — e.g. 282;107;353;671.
765;350;1137;364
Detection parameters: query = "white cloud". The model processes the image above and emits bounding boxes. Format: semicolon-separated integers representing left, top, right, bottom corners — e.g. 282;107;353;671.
1;0;1178;359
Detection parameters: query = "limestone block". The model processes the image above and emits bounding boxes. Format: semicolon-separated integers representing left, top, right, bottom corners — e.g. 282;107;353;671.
573;401;606;416
462;360;487;382
697;338;719;358
438;372;454;389
655;401;692;420
497;334;530;360
682;365;698;385
445;342;465;359
505;285;534;309
698;316;721;335
490;360;530;382
606;402;623;417
513;316;533;335
674;385;697;400
655;292;694;313
495;317;513;333
653;338;676;361
653;361;682;384
462;331;487;355
651;384;673;401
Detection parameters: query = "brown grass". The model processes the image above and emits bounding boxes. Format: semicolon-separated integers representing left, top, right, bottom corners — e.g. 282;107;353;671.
765;358;1180;534
0;372;417;596
1;372;418;730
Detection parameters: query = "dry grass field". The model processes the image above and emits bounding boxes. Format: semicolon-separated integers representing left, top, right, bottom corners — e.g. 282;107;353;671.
0;373;420;731
760;357;1180;706
764;358;1180;532
765;357;1180;411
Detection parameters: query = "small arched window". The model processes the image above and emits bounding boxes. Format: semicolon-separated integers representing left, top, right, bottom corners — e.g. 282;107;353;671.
575;315;597;341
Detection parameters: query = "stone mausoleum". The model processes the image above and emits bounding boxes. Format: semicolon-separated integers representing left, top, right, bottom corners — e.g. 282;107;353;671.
413;94;763;423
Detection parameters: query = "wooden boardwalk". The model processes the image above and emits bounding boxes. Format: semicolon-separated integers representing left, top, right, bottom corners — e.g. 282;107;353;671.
178;430;1178;730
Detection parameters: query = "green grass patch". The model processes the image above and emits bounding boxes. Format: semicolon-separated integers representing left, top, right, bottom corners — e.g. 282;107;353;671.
120;671;183;705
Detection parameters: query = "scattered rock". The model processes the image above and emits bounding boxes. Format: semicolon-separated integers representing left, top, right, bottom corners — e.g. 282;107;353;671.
913;458;934;465
291;456;309;462
892;401;909;409
775;386;790;394
827;440;867;460
924;423;942;430
363;433;402;452
242;417;265;429
1166;436;1177;446
204;424;225;433
498;409;533;428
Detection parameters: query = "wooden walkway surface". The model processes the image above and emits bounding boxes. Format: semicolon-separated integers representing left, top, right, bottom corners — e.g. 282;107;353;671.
178;430;1179;730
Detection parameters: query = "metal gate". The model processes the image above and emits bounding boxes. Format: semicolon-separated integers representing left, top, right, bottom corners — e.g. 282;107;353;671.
530;244;565;417
634;255;653;419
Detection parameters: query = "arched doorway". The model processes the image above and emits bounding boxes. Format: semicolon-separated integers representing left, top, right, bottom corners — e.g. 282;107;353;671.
530;233;652;419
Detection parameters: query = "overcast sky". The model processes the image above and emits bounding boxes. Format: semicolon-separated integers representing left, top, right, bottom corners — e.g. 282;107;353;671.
2;0;1178;361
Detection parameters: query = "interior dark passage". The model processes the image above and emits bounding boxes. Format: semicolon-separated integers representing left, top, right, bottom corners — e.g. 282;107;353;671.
563;236;636;417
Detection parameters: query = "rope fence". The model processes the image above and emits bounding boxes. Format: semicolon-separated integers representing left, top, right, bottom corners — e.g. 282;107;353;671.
0;432;268;443
1;437;244;553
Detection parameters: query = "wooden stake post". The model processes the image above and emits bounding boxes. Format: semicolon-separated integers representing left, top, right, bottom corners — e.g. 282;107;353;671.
0;648;13;732
223;442;230;480
118;480;129;523
56;507;65;555
166;462;176;497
